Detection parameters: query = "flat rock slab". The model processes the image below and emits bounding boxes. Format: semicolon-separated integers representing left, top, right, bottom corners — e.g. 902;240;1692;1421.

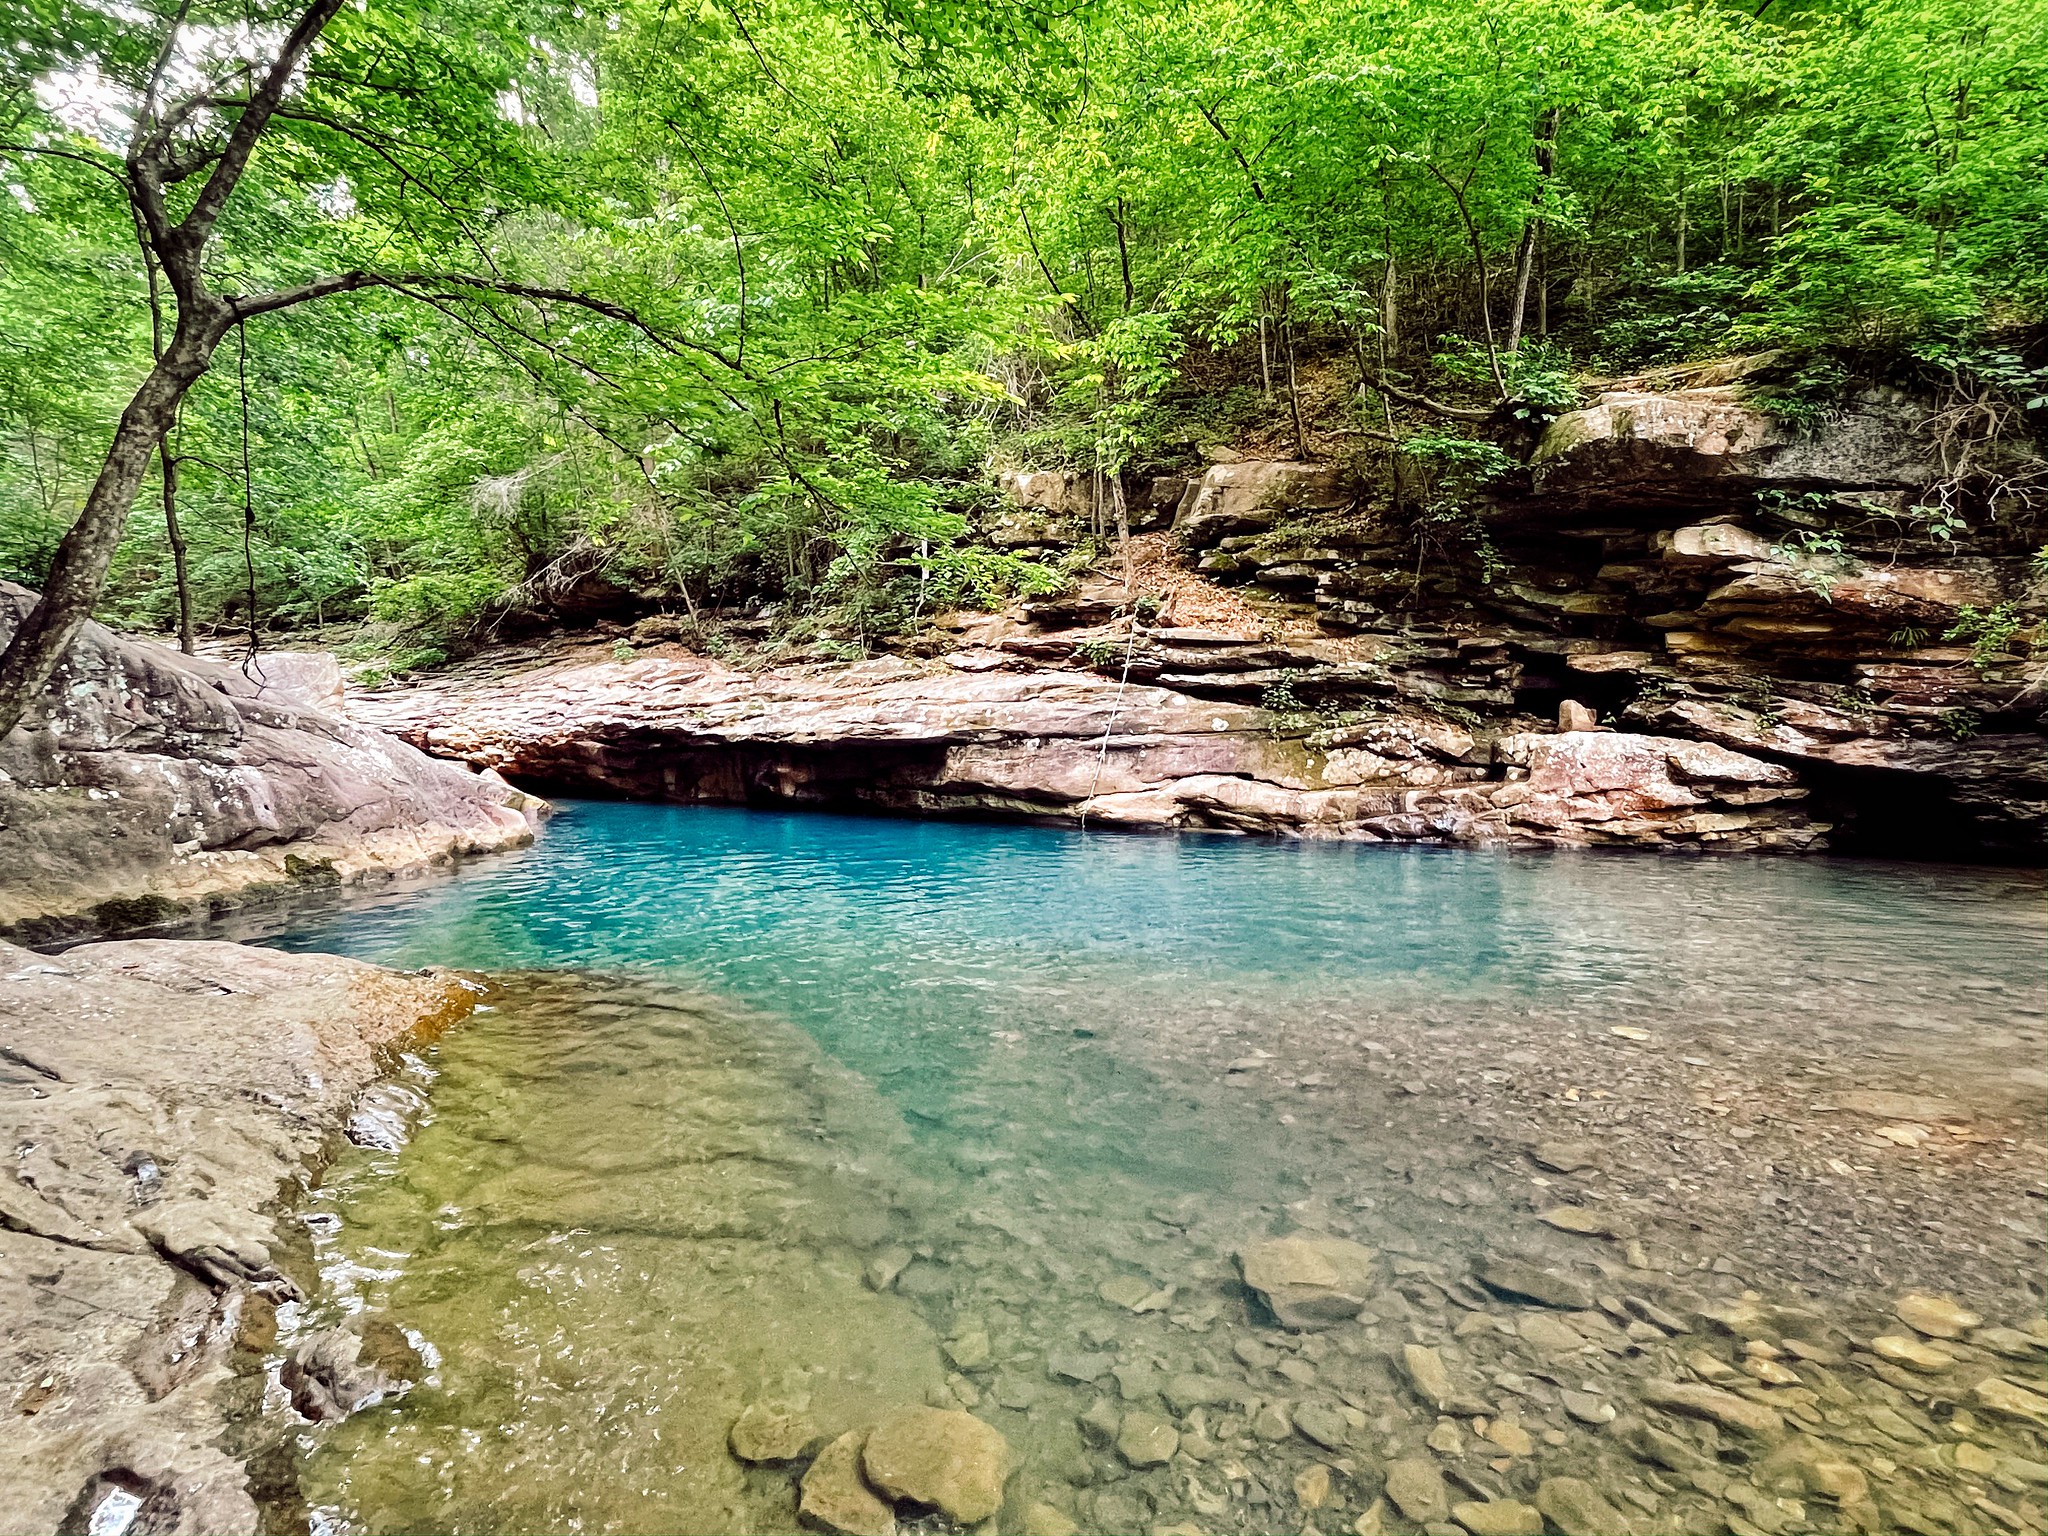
1474;1255;1593;1310
0;938;480;1535
861;1406;1013;1524
1238;1234;1376;1329
1836;1090;1971;1123
801;1431;896;1536
1641;1379;1786;1439
1535;1476;1631;1536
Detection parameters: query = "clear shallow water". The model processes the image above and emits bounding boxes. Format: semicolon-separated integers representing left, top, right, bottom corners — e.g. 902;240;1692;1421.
248;803;2048;1535
263;801;2045;1101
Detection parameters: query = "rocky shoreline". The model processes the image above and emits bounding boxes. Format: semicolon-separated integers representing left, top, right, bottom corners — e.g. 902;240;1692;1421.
0;583;546;948
0;938;482;1535
351;643;1830;854
348;366;2042;863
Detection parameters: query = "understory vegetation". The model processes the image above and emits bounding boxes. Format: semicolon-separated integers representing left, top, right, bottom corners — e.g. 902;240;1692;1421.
2;0;2044;666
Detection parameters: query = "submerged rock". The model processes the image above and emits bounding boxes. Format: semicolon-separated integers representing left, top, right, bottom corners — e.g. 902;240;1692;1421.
727;1402;821;1462
1534;1476;1631;1536
1237;1235;1376;1329
282;1316;424;1423
1640;1379;1785;1439
1472;1255;1592;1311
801;1430;896;1536
1451;1497;1545;1536
1895;1292;1983;1340
861;1406;1013;1524
1116;1411;1179;1466
1383;1458;1449;1524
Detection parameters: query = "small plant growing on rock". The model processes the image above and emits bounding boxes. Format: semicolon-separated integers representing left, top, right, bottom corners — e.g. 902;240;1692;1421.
1888;625;1930;650
1940;706;1982;740
1260;672;1306;713
1944;602;2025;674
1075;639;1121;668
611;640;635;662
1773;527;1852;602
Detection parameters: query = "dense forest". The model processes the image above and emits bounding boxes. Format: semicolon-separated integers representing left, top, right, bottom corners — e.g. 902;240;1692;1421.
1;0;2043;684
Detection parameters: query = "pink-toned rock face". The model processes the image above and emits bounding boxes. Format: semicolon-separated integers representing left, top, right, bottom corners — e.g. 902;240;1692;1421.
351;648;1824;853
0;583;543;942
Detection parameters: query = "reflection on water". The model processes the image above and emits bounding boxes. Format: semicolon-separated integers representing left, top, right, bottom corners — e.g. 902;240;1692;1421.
250;803;2047;1535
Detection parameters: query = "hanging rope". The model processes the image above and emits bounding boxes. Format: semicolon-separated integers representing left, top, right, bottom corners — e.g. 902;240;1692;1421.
237;321;260;668
1076;609;1143;832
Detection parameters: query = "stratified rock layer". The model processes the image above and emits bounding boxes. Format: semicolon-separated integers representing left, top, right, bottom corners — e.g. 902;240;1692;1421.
0;939;480;1534
0;583;545;942
355;650;1823;851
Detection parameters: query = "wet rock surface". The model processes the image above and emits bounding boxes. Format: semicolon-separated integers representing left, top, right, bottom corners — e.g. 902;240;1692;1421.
0;582;544;945
0;938;479;1534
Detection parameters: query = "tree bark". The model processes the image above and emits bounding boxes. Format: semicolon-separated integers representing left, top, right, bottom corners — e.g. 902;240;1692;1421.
1506;109;1561;354
160;436;194;653
0;308;226;730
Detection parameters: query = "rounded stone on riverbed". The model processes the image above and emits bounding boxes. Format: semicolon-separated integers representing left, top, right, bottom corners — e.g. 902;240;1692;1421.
1534;1477;1630;1536
861;1406;1013;1524
1099;1274;1155;1310
1537;1206;1626;1239
281;1316;424;1423
1473;1255;1591;1310
800;1430;896;1536
729;1402;821;1463
1295;1463;1332;1511
1117;1410;1179;1466
1292;1401;1352;1450
1871;1334;1955;1373
1641;1379;1785;1440
1895;1292;1983;1340
1531;1140;1599;1174
1023;1502;1080;1536
1383;1458;1449;1524
1976;1375;2048;1428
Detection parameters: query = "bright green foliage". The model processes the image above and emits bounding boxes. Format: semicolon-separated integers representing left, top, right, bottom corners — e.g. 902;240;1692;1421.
1;0;2042;650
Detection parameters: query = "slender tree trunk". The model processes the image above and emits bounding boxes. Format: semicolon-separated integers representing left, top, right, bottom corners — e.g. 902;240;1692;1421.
1506;223;1539;355
1114;473;1131;596
1506;109;1561;355
1285;313;1307;460
1111;198;1134;312
160;436;194;653
1428;162;1507;397
1258;305;1272;398
1380;250;1399;354
0;311;224;732
1537;223;1549;338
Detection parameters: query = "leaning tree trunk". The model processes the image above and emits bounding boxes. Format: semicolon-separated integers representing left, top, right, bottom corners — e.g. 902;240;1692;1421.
0;308;225;736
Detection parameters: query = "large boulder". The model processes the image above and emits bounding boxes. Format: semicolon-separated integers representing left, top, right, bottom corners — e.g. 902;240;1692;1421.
0;583;544;942
1171;460;1353;547
1529;382;1933;511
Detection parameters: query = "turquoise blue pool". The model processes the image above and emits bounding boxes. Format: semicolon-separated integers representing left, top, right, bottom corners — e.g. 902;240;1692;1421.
247;803;2046;1535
